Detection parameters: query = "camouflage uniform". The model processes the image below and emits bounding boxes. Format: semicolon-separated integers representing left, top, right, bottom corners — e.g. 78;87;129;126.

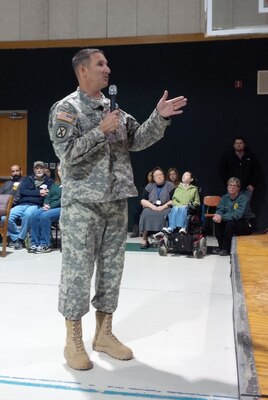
48;87;171;320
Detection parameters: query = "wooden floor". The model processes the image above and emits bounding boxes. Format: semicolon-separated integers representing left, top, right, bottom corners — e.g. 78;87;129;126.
236;234;268;397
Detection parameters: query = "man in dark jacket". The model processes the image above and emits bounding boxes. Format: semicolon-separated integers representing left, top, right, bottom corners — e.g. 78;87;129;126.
7;161;53;249
219;137;260;201
213;177;255;256
0;164;23;206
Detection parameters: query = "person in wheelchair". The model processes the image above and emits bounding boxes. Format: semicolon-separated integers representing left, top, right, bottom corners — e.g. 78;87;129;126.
162;171;200;235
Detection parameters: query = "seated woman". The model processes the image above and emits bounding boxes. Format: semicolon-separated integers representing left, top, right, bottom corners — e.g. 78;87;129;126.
139;167;175;249
130;170;153;238
212;177;255;256
166;167;180;187
28;164;62;253
163;171;200;235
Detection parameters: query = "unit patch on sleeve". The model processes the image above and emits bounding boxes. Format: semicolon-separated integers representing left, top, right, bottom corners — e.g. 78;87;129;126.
56;125;67;138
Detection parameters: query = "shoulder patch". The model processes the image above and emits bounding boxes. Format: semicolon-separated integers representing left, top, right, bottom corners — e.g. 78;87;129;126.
56;111;76;124
56;125;68;139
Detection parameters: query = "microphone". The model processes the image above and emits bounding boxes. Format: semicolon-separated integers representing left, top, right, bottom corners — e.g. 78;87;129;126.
108;84;117;112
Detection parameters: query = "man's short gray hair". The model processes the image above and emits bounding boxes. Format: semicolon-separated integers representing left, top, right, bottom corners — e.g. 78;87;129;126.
72;48;104;77
227;177;241;188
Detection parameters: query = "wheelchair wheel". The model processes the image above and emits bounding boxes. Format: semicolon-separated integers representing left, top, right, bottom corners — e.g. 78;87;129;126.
158;246;167;256
199;237;207;256
193;249;203;259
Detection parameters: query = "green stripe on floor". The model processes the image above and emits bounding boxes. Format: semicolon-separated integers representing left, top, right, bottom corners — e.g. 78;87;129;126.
125;243;158;252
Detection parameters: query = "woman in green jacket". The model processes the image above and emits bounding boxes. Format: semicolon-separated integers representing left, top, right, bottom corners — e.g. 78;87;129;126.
163;171;200;234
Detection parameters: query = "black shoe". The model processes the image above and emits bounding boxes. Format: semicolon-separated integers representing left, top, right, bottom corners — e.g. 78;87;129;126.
130;232;139;238
14;239;24;250
140;241;150;249
219;249;229;256
130;225;139;238
212;247;220;255
8;240;17;248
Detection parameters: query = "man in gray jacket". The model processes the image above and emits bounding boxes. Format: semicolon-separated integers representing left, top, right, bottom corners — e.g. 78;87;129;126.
48;48;187;371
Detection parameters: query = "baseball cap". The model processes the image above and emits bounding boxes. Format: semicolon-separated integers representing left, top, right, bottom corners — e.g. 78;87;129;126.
33;161;45;168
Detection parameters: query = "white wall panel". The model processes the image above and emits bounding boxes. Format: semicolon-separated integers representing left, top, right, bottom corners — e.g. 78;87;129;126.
169;0;201;34
0;0;20;41
20;0;48;40
78;0;107;39
234;0;266;26
212;0;233;30
48;0;77;39
107;0;137;38
0;0;267;44
137;0;168;35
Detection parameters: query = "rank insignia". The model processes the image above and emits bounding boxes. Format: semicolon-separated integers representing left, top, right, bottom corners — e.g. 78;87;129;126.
56;125;67;138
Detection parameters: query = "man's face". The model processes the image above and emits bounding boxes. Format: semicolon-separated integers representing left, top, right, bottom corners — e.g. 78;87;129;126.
10;165;21;180
81;52;111;90
233;139;245;152
34;166;45;179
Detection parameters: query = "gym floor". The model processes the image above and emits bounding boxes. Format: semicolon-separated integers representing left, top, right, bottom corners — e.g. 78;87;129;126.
0;234;238;400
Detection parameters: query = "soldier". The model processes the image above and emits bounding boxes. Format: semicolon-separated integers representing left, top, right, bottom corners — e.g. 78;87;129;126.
48;48;187;371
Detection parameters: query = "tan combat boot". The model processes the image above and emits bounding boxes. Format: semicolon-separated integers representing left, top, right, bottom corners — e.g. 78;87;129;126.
92;311;133;360
64;319;93;370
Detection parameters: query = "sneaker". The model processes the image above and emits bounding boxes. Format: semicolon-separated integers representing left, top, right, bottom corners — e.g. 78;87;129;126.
179;228;187;234
212;247;221;255
8;240;17;248
162;227;173;235
28;245;39;253
219;249;229;256
14;239;24;250
153;231;164;240
35;245;52;253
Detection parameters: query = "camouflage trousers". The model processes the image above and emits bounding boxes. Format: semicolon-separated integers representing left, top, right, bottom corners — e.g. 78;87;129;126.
59;199;128;320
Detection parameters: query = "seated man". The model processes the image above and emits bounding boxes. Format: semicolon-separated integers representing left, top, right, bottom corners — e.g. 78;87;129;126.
29;164;62;253
0;164;23;206
212;177;255;256
8;161;53;249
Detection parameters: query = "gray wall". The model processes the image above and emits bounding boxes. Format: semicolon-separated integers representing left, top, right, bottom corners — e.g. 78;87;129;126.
1;0;267;43
0;0;205;41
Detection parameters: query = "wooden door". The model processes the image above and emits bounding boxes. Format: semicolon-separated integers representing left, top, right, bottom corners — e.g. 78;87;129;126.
0;112;28;178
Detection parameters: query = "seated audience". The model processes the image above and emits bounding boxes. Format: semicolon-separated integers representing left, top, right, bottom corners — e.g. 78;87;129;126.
0;164;23;206
8;161;53;250
163;171;200;235
212;177;255;256
130;170;153;238
139;167;175;249
44;166;52;178
29;164;62;253
166;167;180;187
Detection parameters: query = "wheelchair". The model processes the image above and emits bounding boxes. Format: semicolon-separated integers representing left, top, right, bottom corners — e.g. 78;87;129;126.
157;204;207;258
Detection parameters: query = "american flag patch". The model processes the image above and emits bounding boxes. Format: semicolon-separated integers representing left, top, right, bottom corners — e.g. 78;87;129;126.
56;111;75;123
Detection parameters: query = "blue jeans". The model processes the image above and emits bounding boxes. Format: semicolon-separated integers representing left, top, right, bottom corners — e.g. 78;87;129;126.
8;205;39;241
168;205;188;230
31;207;61;246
